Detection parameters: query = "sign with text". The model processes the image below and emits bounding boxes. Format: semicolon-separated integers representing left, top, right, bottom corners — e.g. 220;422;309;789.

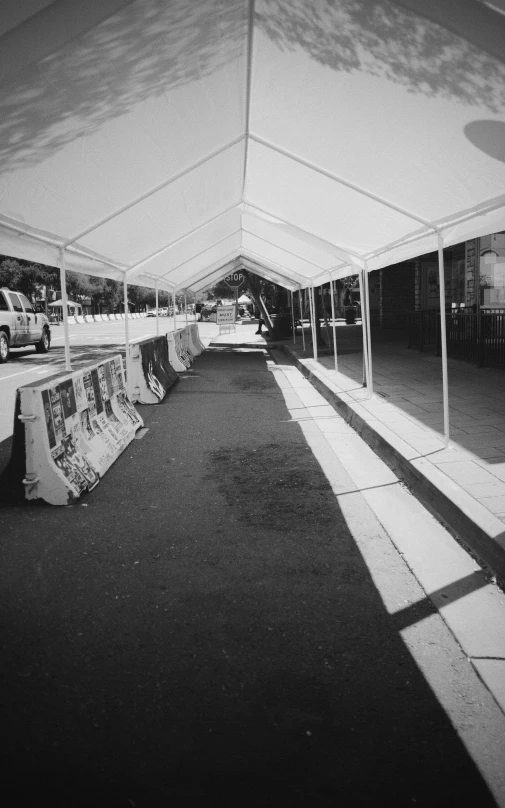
216;305;236;323
224;272;245;289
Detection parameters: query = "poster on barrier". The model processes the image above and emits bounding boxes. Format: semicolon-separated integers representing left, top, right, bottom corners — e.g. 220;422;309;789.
15;354;144;504
41;389;56;449
174;329;192;369
51;440;87;495
62;434;99;488
80;407;95;442
140;337;179;401
91;368;104;414
83;371;97;416
49;386;66;444
114;391;143;427
74;374;86;411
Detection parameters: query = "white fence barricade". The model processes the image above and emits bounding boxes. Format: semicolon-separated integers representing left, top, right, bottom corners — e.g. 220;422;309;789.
76;315;85;324
129;335;179;404
68;315;77;325
6;355;143;505
84;314;94;323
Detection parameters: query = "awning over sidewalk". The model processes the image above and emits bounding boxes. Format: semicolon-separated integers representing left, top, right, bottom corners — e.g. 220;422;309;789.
1;0;505;292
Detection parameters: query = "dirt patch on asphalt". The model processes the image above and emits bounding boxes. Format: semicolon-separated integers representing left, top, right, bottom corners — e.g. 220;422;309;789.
231;373;276;391
210;442;337;532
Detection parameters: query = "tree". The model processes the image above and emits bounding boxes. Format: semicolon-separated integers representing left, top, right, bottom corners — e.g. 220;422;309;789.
207;279;234;301
0;256;55;301
100;278;122;312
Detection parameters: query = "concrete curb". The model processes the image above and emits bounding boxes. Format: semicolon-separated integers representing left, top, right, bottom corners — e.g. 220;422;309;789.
280;344;505;583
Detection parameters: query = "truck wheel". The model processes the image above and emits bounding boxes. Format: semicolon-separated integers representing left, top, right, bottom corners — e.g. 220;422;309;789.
0;330;9;363
35;327;50;354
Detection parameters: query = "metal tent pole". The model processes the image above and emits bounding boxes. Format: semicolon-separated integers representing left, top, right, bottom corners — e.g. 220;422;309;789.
329;273;338;372
123;274;131;397
307;286;314;354
299;286;306;352
290;290;296;344
185;294;188;326
155;281;159;336
364;266;373;398
58;248;72;371
173;289;177;331
310;285;318;361
358;271;368;387
437;233;450;447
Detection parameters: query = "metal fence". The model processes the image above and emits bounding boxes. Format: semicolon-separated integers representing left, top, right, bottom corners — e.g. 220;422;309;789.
407;311;439;352
408;310;505;368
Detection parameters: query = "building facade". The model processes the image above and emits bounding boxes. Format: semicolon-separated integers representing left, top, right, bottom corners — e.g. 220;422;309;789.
369;231;505;331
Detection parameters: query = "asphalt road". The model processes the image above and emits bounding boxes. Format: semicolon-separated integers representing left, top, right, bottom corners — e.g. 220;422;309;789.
0;345;503;806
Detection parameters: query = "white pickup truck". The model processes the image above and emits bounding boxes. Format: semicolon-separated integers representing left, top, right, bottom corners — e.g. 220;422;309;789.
0;287;51;363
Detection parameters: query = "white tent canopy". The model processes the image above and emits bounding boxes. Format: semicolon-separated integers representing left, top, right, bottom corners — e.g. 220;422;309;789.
48;299;80;308
1;0;504;294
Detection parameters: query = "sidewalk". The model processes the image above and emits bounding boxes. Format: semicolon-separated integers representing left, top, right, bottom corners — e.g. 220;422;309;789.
276;322;505;583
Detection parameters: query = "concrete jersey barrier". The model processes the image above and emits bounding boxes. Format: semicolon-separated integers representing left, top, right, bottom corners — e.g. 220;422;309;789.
167;329;191;371
129;334;179;404
179;327;195;367
187;323;204;356
5;355;143;505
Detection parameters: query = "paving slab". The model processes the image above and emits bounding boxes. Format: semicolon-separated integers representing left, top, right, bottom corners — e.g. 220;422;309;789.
472;660;505;715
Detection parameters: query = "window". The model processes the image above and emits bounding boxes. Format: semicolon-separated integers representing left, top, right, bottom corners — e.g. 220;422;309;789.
8;293;23;313
480;232;505;308
19;294;34;314
0;291;8;311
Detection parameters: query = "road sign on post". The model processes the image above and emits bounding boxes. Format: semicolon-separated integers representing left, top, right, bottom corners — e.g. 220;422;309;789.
224;272;245;290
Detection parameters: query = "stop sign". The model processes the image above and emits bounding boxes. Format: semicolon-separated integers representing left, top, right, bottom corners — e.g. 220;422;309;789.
224;271;245;289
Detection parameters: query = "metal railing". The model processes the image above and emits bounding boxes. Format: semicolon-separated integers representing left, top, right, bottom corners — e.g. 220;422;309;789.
408;310;505;368
407;311;439;352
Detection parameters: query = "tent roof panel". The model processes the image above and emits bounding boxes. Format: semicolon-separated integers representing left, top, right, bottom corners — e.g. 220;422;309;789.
78;141;245;264
245;140;423;257
251;1;505;225
1;0;504;290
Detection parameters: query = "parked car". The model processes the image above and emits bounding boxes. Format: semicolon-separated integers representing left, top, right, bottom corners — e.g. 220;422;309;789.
0;288;51;363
